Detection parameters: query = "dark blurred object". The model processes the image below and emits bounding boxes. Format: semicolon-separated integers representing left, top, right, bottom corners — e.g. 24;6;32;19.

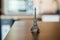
0;10;1;15
1;19;15;27
38;18;42;21
56;9;60;15
0;0;1;8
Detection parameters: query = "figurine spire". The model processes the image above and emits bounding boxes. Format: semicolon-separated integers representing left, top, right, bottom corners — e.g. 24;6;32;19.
31;8;39;33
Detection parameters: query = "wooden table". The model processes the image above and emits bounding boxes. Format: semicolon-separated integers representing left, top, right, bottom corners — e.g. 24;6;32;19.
4;20;60;40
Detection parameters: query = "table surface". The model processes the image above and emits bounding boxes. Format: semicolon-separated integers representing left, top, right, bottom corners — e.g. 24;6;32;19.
4;20;60;40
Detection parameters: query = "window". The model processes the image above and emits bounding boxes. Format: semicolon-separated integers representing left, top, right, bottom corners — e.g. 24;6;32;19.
4;0;33;15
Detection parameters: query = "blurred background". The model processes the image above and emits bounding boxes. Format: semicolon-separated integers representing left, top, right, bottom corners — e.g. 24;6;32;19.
1;0;33;15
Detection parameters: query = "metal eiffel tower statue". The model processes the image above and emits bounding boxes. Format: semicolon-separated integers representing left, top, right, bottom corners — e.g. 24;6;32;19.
31;8;40;33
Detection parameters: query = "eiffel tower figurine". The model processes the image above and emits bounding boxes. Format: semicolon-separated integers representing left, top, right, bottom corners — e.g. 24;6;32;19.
31;8;40;33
